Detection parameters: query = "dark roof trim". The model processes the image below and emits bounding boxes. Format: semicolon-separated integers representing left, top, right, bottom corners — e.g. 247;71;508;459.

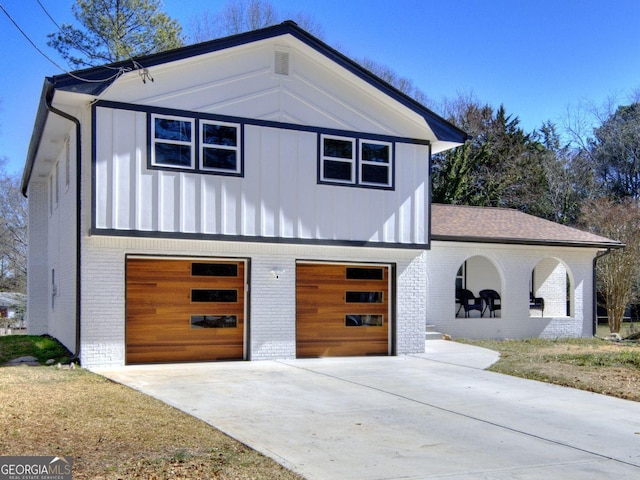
91;227;431;250
47;21;469;144
21;79;56;196
432;234;624;249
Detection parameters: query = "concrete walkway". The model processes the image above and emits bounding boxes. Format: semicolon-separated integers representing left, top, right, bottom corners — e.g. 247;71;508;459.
94;341;640;479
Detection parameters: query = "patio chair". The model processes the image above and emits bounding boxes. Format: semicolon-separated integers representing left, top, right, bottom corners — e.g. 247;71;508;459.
479;289;501;317
455;289;483;318
529;292;544;316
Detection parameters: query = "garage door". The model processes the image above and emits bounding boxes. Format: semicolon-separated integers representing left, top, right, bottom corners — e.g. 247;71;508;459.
296;262;391;357
126;258;246;364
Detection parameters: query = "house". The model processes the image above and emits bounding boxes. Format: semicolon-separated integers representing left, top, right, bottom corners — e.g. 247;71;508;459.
21;22;618;368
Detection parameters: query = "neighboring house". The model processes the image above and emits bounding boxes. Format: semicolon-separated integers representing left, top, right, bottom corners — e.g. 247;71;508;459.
0;292;26;328
21;22;618;368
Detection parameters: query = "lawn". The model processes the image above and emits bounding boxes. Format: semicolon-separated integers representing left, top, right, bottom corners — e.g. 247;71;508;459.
0;336;303;479
460;333;640;402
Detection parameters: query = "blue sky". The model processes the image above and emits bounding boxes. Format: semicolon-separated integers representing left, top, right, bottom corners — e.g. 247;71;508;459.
1;0;639;175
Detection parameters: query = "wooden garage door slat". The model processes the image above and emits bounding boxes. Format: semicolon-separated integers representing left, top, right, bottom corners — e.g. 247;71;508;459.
296;263;390;358
126;258;245;364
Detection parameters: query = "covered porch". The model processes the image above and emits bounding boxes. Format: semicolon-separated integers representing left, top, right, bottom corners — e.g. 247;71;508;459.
427;205;620;340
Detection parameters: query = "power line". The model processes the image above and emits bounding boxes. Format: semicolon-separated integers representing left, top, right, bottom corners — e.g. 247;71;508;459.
0;2;126;84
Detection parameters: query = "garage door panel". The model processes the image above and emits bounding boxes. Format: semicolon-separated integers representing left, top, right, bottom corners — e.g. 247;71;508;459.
296;263;390;358
126;258;245;364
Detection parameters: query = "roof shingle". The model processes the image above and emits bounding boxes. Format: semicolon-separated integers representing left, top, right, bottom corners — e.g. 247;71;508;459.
431;204;621;248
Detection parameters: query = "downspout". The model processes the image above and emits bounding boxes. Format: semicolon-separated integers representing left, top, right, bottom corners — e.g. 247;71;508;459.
592;248;612;337
45;90;82;360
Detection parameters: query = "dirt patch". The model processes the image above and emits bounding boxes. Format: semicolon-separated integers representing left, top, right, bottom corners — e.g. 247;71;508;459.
0;366;303;479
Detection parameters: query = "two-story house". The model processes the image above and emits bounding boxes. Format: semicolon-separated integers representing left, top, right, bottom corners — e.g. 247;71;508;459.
21;21;618;368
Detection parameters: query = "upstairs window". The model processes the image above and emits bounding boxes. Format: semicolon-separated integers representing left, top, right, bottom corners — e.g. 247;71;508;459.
360;141;392;187
151;114;195;169
320;135;355;184
200;121;241;174
149;113;242;176
319;135;393;189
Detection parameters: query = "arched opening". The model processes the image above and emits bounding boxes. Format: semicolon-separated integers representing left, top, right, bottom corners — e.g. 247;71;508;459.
530;258;573;318
455;256;502;318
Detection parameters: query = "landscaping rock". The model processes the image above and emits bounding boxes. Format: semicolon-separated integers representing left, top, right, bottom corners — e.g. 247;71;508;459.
45;359;56;365
5;356;40;366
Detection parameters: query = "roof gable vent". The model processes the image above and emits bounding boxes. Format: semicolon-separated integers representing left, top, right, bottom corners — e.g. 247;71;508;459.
274;51;290;76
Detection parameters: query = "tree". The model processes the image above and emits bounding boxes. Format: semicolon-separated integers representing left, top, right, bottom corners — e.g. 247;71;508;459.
431;95;550;217
580;198;640;334
188;0;324;43
589;103;640;199
0;158;27;293
533;121;595;225
47;0;183;68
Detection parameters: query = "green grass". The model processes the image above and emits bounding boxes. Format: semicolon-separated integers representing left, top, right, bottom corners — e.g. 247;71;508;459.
0;335;73;364
596;322;638;339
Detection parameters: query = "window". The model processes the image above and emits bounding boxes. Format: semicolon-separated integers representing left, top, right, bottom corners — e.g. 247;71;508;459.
192;263;238;277
345;291;384;303
149;114;243;176
200;121;241;173
320;135;355;184
151;114;195;169
54;162;59;207
191;315;238;328
191;289;238;302
48;176;53;215
345;314;384;327
64;137;70;189
360;141;392;187
320;135;393;188
346;267;384;280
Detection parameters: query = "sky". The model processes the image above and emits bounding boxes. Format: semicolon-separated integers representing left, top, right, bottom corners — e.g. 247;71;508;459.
1;0;639;176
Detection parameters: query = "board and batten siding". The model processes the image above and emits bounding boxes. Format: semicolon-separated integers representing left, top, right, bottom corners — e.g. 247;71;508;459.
94;106;431;245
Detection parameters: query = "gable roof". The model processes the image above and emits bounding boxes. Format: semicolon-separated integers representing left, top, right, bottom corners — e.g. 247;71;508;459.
49;21;468;145
431;204;621;248
21;21;468;195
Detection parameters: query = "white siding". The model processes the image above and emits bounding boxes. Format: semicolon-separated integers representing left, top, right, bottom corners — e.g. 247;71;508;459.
101;37;435;140
94;108;430;245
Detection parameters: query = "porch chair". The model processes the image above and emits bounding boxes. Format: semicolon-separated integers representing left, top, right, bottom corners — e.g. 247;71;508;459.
529;292;545;316
455;289;483;318
479;289;501;317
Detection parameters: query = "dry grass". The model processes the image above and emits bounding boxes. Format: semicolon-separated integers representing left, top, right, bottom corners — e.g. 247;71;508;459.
459;336;640;402
0;366;303;479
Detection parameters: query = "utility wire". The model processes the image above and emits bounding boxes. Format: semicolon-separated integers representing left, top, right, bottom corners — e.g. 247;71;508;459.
0;2;127;83
33;0;121;71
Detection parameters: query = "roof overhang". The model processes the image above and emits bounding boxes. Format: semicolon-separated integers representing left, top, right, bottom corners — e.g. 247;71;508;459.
432;234;624;250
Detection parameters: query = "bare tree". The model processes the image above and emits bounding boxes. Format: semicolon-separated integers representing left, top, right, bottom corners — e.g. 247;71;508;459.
580;197;640;333
187;0;323;43
0;158;27;293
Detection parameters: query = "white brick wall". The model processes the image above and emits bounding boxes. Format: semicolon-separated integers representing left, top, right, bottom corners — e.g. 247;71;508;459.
427;241;598;340
26;183;49;335
79;235;427;368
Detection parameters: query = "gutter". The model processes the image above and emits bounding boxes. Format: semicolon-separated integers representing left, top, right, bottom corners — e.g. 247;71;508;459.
431;235;622;250
44;87;83;360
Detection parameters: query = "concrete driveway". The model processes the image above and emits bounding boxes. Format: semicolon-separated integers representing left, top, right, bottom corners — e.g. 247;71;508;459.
94;341;640;479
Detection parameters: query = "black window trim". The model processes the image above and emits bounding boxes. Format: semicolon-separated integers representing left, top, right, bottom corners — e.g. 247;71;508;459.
148;112;244;177
318;133;395;190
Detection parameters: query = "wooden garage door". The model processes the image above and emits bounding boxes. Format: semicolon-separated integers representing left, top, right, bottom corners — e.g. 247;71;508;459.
126;258;245;364
296;263;390;357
